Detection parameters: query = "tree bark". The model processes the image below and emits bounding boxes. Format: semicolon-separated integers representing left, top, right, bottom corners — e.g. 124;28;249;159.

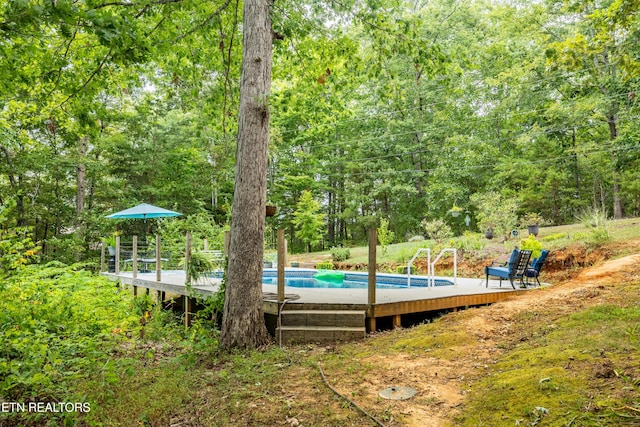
608;112;624;219
76;136;88;220
221;0;272;349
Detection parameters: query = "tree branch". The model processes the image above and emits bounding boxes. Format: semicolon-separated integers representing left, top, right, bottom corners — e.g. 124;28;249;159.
59;47;113;107
92;0;182;10
174;0;232;43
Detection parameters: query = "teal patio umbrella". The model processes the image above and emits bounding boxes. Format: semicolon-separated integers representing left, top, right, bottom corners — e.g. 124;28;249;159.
106;203;182;242
106;203;182;220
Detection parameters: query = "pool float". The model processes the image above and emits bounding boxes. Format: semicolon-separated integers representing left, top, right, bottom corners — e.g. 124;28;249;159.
313;270;345;283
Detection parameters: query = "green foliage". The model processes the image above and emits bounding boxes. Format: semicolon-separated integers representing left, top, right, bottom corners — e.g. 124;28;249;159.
521;212;545;227
395;265;416;274
316;261;334;270
520;235;543;260
330;247;351;262
291;190;326;252
576;206;608;229
0;263;139;402
421;218;453;243
157;213;226;268
575;207;611;245
450;231;486;252
471;192;519;240
182;251;216;285
541;232;568;242
0;227;40;276
377;218;395;256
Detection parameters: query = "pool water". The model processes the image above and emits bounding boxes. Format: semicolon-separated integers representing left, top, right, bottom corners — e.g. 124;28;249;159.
261;270;453;289
261;277;407;289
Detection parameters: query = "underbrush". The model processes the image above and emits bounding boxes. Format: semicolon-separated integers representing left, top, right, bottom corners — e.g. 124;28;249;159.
0;262;220;426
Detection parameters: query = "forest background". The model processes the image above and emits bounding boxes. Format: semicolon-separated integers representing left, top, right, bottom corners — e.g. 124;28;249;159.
2;0;639;259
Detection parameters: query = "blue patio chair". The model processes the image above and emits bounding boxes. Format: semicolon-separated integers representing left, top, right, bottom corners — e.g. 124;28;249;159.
524;249;549;287
484;249;532;289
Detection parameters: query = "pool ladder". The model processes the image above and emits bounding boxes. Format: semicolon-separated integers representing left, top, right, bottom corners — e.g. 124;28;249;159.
407;248;457;288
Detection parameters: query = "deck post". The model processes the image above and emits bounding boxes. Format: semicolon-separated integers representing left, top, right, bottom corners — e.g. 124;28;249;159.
185;231;192;285
155;234;161;282
277;229;285;302
115;235;121;275
368;228;377;331
132;235;138;280
393;315;402;329
100;241;106;272
368;228;376;304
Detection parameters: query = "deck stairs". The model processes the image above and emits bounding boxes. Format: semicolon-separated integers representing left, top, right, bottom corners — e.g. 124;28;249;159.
276;308;366;345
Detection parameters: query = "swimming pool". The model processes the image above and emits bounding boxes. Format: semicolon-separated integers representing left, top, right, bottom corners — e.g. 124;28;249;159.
261;269;454;289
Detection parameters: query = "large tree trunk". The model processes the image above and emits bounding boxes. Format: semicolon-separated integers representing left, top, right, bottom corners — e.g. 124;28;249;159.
221;0;272;349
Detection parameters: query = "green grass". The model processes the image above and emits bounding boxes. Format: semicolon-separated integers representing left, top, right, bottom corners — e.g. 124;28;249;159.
454;298;640;426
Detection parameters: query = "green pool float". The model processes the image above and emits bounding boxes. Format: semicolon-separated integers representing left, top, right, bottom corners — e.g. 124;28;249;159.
313;270;345;283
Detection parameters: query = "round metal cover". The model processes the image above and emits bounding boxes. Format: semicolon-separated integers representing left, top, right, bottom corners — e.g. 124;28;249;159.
378;386;417;400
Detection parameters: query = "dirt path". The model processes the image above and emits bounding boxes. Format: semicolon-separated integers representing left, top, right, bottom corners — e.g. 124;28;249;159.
326;245;640;426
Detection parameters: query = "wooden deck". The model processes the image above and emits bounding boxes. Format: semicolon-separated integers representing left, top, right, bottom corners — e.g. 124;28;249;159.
105;270;536;335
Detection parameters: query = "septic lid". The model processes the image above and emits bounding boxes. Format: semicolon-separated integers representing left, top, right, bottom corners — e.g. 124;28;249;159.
378;386;417;400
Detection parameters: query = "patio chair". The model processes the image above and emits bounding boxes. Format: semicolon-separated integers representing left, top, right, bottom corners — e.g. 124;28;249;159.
484;249;532;289
524;250;549;287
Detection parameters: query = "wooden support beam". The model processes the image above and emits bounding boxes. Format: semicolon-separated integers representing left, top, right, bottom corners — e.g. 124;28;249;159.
115;235;121;275
368;228;376;305
155;234;161;282
367;317;376;333
277;229;285;302
393;314;402;329
185;231;192;285
100;242;105;272
132;235;138;279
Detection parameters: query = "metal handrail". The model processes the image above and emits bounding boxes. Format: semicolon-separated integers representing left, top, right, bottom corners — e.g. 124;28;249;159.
407;247;458;288
407;248;430;288
431;248;457;287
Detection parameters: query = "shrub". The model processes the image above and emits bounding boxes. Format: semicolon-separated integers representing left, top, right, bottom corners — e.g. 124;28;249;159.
450;231;486;252
181;251;216;284
541;232;567;242
471;191;519;239
377;218;394;256
395;265;416;274
421;218;453;243
330;247;350;262
520;235;543;260
521;212;545;227
576;206;608;229
0;264;140;402
575;206;611;245
316;261;334;270
407;235;425;242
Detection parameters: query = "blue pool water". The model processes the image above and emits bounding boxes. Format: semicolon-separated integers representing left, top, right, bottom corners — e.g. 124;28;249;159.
261;269;453;289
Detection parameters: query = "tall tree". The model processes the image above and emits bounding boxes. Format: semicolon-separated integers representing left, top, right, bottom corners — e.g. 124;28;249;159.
292;190;325;252
221;0;273;349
